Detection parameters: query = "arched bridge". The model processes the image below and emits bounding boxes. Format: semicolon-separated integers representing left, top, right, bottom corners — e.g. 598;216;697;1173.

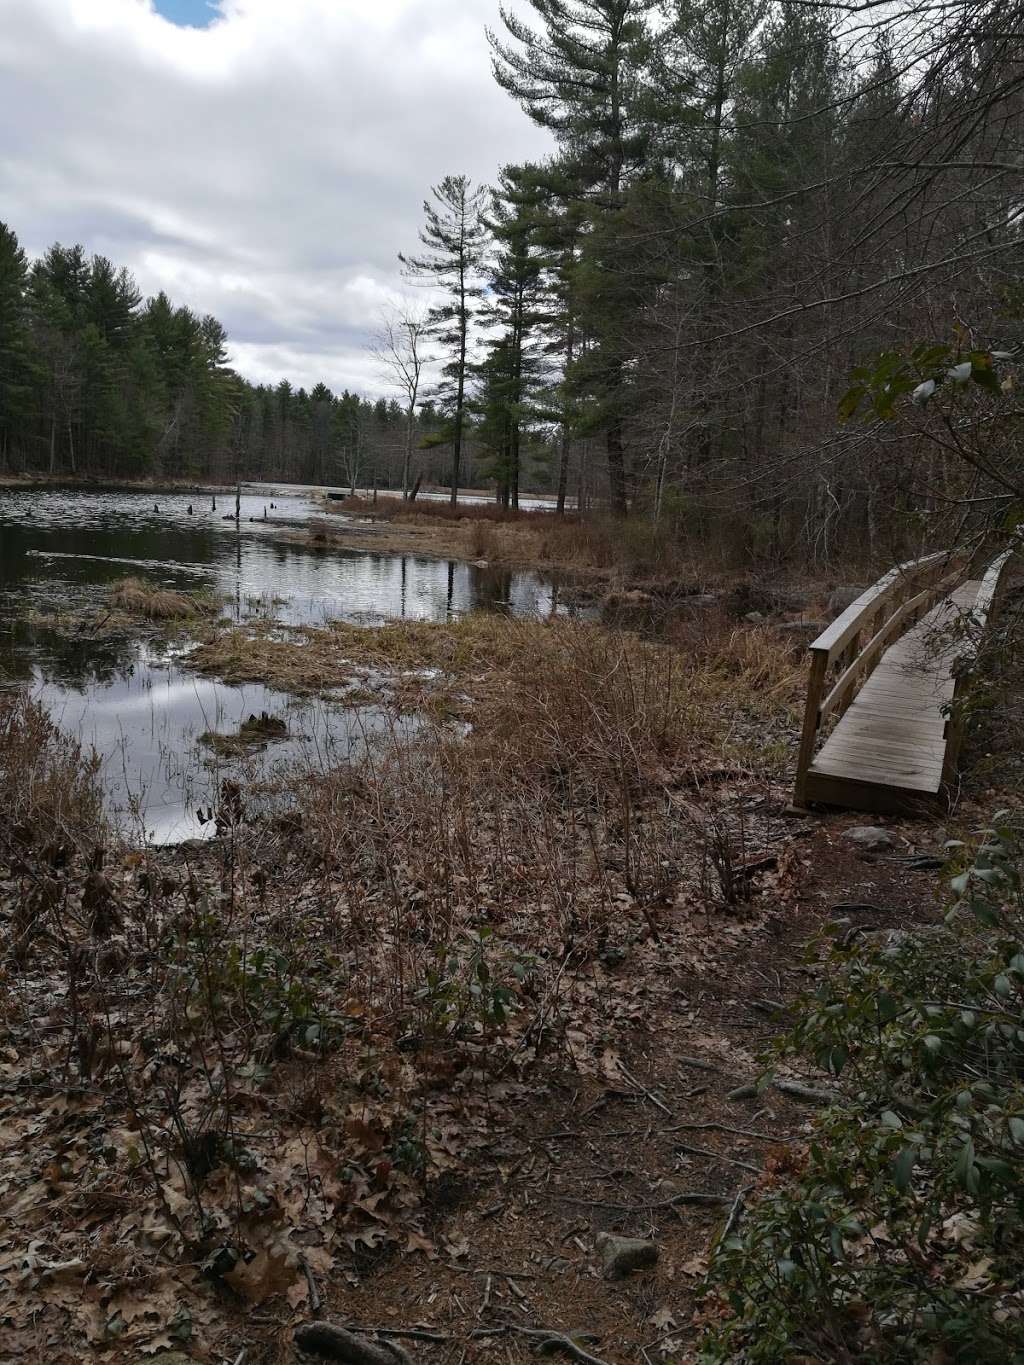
793;546;1017;814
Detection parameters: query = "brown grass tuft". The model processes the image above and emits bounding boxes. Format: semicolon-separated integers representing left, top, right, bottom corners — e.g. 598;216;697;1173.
0;692;106;849
108;576;220;621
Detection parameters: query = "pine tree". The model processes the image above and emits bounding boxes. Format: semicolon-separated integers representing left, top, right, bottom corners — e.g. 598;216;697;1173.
489;0;657;512
478;164;550;508
400;175;489;506
0;223;33;468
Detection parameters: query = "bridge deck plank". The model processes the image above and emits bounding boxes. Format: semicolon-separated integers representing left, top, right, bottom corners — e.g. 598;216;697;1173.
806;581;981;809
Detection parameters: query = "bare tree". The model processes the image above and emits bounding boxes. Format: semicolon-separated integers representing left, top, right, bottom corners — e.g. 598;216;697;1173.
371;304;428;499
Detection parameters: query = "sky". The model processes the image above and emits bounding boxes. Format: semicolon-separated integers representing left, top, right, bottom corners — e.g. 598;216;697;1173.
0;0;552;395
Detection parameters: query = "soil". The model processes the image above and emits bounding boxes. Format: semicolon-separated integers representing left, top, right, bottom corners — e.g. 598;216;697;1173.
11;800;968;1365
3;577;1018;1365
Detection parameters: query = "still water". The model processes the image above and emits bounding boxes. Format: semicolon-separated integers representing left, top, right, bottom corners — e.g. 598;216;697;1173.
0;485;572;843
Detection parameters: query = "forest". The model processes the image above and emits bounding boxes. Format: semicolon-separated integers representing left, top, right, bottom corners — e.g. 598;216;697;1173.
2;0;1020;564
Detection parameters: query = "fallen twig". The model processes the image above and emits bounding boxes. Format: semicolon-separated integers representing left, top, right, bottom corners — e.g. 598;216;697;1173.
674;1141;761;1174
301;1255;322;1313
727;1077;836;1105
617;1062;673;1116
294;1322;412;1365
661;1120;788;1142
717;1183;753;1251
559;1190;729;1212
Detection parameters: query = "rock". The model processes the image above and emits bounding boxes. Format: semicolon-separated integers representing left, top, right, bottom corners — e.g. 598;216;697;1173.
827;584;865;617
596;1232;659;1280
844;825;897;852
776;620;827;635
175;837;209;855
743;610;765;623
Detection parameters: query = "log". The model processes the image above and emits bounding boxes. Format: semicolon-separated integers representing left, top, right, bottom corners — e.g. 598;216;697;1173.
294;1323;411;1365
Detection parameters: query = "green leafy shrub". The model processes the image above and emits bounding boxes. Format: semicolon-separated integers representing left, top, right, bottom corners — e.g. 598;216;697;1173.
700;815;1024;1365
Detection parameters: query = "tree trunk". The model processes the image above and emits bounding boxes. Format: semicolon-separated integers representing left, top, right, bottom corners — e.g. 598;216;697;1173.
606;416;627;515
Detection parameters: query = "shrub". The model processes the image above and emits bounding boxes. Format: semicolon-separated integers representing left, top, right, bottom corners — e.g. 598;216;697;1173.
700;815;1024;1364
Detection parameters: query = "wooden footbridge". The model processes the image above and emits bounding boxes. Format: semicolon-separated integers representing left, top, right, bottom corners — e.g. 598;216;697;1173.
793;546;1016;814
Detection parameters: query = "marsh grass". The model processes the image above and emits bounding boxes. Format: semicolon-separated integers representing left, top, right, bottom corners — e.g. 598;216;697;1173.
108;575;222;621
0;691;106;849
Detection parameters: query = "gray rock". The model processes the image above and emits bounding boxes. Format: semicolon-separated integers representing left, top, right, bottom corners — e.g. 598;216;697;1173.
776;620;827;634
845;826;897;852
596;1232;659;1280
743;610;765;623
827;584;865;618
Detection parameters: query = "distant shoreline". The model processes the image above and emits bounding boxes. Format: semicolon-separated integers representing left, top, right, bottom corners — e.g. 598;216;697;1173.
0;472;238;495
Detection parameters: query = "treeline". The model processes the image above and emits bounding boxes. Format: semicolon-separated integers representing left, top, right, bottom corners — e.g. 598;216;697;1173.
392;0;1023;554
3;0;1020;554
0;229;530;491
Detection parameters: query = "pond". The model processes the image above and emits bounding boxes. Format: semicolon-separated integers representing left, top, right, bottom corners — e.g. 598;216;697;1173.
0;484;575;843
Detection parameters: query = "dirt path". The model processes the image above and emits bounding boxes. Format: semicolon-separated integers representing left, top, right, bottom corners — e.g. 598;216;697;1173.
229;813;950;1365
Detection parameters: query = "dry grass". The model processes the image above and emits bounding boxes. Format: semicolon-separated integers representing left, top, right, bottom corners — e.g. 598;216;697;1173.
324;497;717;585
108;575;221;621
189;612;803;783
0;692;106;849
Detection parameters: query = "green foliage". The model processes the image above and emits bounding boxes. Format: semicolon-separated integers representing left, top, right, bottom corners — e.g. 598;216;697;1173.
417;926;534;1043
840;343;1011;423
700;816;1024;1364
170;902;341;1056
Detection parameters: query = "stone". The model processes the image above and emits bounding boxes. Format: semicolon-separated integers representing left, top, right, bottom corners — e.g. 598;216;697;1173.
743;610;765;623
844;826;897;852
596;1232;659;1280
776;620;827;635
827;584;865;617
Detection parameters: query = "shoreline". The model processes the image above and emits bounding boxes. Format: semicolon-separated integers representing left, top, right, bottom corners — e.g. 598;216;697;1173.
0;471;238;494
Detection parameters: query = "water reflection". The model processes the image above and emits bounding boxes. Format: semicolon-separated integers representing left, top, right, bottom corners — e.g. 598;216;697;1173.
0;486;580;842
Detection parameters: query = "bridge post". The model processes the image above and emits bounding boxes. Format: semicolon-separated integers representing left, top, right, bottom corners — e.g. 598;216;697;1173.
792;649;828;808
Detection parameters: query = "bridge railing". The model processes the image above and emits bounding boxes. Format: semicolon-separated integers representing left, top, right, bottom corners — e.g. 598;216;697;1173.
792;550;967;806
941;546;1018;786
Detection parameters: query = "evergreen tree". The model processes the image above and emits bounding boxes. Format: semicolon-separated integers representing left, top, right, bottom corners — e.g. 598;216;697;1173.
0;223;33;468
489;0;658;512
478;164;550;507
400;175;488;506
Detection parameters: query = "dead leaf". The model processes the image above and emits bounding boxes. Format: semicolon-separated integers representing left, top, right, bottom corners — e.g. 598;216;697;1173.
223;1246;302;1305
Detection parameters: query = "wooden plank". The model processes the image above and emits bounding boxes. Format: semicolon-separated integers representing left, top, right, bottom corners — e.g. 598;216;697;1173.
814;746;945;780
803;769;941;815
808;552;954;662
817;585;942;725
813;740;945;774
825;728;946;754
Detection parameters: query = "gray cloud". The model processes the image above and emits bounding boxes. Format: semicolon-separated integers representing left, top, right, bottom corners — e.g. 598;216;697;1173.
0;0;551;393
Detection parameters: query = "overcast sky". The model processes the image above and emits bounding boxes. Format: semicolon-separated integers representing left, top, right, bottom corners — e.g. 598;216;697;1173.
0;0;552;395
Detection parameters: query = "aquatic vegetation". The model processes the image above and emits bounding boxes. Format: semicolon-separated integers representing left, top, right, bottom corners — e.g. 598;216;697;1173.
107;575;222;621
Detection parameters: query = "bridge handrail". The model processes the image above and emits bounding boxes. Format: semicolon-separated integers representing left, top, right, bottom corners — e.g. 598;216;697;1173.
793;549;968;806
941;545;1018;786
809;551;959;664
